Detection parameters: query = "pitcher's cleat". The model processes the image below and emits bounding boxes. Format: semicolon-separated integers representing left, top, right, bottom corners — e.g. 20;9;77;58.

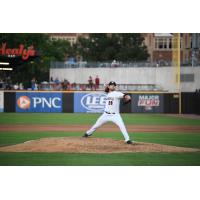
126;140;134;144
83;133;90;137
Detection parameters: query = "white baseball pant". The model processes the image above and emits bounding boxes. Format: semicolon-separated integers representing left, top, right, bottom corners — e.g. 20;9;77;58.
86;112;130;142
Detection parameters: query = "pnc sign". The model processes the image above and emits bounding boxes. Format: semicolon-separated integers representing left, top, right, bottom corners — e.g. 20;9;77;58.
16;93;62;112
0;43;36;60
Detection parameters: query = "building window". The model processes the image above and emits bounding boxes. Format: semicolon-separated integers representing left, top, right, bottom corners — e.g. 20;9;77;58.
158;38;163;49
155;38;158;49
164;39;167;48
169;38;172;49
155;36;183;50
155;38;169;50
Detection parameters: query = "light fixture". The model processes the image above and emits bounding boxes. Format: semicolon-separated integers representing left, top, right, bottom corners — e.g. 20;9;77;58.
0;62;10;65
0;68;13;70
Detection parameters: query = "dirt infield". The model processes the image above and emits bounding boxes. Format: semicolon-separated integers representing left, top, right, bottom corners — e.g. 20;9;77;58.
0;137;199;153
1;124;200;133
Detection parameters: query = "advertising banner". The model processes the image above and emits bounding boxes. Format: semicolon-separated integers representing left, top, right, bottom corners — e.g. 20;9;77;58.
74;92;106;113
16;92;62;112
131;93;164;113
0;91;3;112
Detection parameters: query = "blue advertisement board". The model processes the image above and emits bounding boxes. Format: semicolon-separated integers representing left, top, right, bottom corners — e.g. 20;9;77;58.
74;93;106;113
16;92;62;113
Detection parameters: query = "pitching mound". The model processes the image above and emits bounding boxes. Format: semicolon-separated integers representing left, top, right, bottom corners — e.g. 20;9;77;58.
0;137;199;153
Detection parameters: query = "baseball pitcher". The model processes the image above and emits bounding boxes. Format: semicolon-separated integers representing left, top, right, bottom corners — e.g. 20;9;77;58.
83;81;133;144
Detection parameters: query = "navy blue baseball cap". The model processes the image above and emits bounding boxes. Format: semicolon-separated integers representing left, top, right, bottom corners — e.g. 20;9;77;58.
108;81;117;86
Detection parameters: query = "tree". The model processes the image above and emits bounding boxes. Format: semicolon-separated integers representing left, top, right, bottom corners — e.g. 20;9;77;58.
0;33;72;88
115;33;149;61
76;33;149;62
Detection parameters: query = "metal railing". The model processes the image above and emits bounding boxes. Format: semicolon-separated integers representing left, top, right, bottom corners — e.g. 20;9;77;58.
38;83;164;92
50;61;172;68
50;61;200;68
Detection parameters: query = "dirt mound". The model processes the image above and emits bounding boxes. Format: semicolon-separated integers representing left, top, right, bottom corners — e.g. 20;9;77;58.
0;137;199;153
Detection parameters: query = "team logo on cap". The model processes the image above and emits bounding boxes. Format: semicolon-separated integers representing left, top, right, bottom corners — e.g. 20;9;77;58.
17;96;31;109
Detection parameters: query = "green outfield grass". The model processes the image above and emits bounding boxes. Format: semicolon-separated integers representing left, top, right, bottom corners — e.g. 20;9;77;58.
0;152;199;166
0;113;200;166
0;113;200;125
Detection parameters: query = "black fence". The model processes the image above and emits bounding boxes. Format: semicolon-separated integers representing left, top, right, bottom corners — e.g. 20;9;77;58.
181;92;200;115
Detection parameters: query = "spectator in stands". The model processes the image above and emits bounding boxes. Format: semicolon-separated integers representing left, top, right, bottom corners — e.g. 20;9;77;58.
72;82;77;90
111;60;119;67
95;75;100;90
88;76;93;90
35;83;38;90
31;77;36;90
50;77;54;82
55;77;60;84
63;79;70;90
19;83;24;90
13;83;19;90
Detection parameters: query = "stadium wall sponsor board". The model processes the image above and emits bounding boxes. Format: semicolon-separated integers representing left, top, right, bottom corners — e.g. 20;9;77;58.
3;91;198;114
74;92;106;113
0;91;3;112
16;92;62;112
131;93;164;113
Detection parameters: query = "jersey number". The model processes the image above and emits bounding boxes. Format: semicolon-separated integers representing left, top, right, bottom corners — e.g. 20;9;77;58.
108;101;113;105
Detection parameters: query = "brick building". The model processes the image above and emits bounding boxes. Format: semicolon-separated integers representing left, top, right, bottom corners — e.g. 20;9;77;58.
143;33;199;64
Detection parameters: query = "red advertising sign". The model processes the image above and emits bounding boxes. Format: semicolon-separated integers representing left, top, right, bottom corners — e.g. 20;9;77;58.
0;43;36;60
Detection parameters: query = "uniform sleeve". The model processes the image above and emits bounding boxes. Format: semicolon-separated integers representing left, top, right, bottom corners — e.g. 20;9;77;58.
116;92;124;99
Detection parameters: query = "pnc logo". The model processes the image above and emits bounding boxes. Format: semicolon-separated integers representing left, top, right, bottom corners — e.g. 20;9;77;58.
17;96;31;110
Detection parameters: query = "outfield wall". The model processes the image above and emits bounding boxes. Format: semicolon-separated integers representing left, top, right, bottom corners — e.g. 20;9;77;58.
2;91;200;114
50;67;200;92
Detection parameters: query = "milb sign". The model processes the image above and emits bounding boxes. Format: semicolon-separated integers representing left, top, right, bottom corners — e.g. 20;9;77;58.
16;92;62;112
74;93;106;113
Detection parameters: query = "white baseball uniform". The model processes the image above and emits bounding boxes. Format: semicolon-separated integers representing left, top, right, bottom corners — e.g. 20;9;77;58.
86;91;131;142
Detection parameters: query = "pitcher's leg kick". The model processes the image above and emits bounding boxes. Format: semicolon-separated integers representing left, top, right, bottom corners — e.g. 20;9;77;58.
83;113;107;137
83;113;133;144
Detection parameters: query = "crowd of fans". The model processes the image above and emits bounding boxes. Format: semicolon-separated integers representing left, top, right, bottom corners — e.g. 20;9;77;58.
0;74;101;91
0;75;24;90
38;75;100;91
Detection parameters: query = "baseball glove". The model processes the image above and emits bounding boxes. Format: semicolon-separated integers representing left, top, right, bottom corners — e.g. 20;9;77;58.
122;94;131;105
104;86;109;93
